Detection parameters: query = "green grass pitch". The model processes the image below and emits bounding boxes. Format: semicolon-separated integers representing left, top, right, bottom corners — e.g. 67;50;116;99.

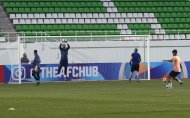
0;79;190;118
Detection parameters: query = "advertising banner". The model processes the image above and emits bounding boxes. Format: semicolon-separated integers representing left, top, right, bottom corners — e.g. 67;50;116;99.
0;62;189;84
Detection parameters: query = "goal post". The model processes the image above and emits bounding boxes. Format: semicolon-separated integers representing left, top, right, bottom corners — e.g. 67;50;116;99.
1;35;23;84
118;35;150;80
11;34;151;84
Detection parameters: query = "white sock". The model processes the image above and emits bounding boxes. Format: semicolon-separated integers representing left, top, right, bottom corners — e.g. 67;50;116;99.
178;79;182;83
169;82;173;88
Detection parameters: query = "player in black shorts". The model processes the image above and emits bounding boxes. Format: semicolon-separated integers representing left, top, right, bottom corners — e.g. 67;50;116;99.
169;71;180;79
129;48;141;82
163;49;183;88
131;64;140;72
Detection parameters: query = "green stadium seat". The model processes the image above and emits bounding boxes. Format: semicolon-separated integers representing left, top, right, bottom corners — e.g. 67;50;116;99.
40;25;46;30
6;8;13;13
50;2;56;7
15;2;22;7
28;2;34;7
46;25;53;30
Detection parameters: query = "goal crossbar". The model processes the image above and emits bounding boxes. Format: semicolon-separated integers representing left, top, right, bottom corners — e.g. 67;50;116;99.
19;35;151;39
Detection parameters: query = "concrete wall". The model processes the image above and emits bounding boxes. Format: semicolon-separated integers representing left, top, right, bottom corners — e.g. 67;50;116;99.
0;40;190;65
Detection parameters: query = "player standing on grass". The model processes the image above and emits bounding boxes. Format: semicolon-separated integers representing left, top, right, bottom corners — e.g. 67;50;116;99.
31;50;41;86
57;39;70;78
129;48;141;82
163;49;183;89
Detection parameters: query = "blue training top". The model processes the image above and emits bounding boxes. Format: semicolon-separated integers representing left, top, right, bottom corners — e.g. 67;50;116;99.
131;52;141;65
33;54;41;67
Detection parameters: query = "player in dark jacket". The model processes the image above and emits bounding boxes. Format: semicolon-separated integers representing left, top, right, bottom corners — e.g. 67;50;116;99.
57;40;70;77
31;50;41;85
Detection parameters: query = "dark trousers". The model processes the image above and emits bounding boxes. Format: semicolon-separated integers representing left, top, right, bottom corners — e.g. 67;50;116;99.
32;70;40;82
58;65;68;75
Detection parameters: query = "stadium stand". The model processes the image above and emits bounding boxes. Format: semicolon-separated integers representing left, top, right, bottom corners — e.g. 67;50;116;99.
1;0;190;40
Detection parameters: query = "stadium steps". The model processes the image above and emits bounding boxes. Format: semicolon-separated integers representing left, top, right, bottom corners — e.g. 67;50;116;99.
101;0;132;34
0;3;17;41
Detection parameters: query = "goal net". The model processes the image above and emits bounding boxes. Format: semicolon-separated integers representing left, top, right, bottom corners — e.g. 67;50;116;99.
3;34;150;84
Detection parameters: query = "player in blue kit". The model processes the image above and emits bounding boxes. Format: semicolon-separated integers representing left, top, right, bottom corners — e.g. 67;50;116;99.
129;48;141;82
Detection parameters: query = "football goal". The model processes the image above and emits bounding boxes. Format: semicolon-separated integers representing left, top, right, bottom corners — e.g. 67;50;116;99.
4;34;150;84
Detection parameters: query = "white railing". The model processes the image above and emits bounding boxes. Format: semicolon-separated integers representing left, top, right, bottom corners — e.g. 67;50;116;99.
1;30;190;42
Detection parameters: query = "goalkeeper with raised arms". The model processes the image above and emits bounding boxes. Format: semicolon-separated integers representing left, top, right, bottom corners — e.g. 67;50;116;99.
57;39;70;78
